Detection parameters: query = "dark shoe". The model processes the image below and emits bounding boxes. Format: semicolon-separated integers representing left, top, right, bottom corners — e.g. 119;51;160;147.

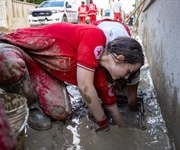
28;102;52;131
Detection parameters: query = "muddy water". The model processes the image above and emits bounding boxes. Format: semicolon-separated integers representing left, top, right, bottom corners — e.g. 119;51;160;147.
0;47;173;149
23;62;173;150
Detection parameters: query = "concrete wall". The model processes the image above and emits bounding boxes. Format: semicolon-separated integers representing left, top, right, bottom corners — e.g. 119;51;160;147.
4;0;36;30
138;0;180;149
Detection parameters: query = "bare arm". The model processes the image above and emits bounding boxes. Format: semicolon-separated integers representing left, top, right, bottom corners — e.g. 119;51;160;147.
77;66;126;128
105;104;126;127
105;83;138;127
126;83;138;111
77;66;105;121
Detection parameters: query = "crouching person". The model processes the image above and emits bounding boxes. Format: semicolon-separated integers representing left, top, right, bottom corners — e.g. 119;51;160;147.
0;21;144;131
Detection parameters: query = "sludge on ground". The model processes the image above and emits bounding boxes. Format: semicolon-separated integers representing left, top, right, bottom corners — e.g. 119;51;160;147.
24;64;173;150
0;46;173;149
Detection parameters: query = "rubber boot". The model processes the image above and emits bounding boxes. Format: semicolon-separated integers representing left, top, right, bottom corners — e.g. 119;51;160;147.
28;101;52;131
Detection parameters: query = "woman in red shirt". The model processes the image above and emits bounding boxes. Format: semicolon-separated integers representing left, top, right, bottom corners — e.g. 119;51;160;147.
0;22;144;131
78;1;88;24
87;0;98;24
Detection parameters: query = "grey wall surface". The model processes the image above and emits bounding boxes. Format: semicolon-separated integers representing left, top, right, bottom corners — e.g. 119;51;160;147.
138;0;180;149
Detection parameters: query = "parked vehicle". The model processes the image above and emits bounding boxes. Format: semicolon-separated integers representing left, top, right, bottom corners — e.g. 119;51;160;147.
103;9;111;19
28;0;79;27
103;9;112;19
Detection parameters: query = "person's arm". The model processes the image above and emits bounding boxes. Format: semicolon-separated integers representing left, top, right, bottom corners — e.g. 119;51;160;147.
93;68;126;128
105;104;126;127
126;83;139;111
77;66;107;123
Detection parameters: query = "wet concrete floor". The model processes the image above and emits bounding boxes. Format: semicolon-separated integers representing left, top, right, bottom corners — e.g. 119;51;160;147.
0;38;173;150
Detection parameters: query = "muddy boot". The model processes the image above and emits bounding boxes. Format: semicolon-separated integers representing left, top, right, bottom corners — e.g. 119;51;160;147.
28;101;52;131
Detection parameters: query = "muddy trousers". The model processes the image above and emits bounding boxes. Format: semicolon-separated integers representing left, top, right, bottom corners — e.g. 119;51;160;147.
0;43;72;120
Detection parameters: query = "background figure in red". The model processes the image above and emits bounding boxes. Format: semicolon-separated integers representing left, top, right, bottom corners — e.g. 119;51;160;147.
113;0;122;23
87;0;98;24
78;1;88;24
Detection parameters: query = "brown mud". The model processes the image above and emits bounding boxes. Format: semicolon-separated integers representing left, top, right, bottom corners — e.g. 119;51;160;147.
23;63;172;150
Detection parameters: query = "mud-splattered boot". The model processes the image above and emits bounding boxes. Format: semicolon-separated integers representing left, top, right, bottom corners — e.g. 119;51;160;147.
28;101;52;131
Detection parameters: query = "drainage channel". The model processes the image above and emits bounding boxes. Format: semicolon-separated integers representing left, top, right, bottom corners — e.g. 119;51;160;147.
116;95;144;130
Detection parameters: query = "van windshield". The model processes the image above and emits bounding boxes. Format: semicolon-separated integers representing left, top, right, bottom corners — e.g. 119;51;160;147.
38;1;64;8
105;10;110;17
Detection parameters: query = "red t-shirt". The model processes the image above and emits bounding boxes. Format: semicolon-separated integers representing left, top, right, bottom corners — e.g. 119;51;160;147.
78;4;88;16
0;23;116;105
87;3;98;15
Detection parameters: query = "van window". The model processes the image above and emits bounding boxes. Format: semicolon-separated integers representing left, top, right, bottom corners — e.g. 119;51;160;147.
65;2;72;8
38;1;64;8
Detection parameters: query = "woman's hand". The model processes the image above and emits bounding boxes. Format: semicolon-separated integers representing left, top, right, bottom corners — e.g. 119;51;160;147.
95;115;110;132
105;104;126;127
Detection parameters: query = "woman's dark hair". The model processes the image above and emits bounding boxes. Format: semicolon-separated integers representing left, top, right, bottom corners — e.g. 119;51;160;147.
107;36;144;65
106;36;144;89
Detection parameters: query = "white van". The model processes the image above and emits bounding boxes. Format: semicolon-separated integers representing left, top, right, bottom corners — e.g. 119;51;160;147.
28;0;79;27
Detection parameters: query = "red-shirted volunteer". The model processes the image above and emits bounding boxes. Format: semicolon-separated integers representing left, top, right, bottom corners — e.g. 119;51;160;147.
78;1;88;24
0;19;144;131
87;0;98;24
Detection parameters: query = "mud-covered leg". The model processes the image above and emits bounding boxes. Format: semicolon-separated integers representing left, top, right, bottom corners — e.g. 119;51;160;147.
30;73;72;121
0;71;38;107
0;43;72;130
0;43;52;131
0;72;52;131
0;43;38;106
